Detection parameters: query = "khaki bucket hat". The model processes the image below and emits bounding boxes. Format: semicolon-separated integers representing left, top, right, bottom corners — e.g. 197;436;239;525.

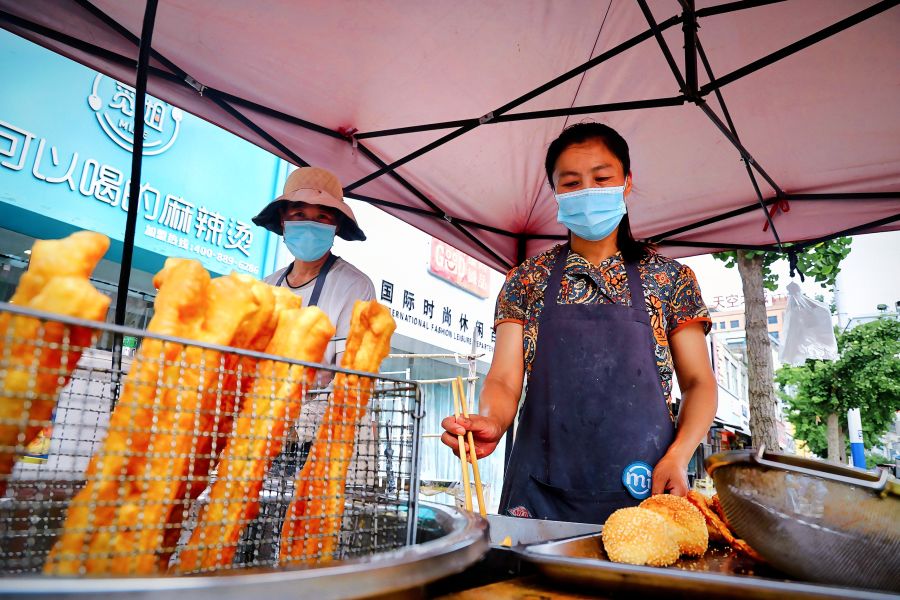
252;166;366;241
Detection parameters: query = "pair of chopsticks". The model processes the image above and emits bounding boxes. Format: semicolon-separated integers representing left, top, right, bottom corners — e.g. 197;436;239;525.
452;375;486;516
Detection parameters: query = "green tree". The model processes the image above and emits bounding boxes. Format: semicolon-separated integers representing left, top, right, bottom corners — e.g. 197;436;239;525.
713;239;852;451
776;318;900;460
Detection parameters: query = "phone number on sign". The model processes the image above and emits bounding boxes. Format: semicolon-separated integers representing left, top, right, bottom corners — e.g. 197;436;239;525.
188;244;260;275
143;226;260;275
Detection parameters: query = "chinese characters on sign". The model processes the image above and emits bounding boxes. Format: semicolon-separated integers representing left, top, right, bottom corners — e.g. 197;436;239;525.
708;293;787;311
379;278;495;353
429;238;491;299
0;118;258;274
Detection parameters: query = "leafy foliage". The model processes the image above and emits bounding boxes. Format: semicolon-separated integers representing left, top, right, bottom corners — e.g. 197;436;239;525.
866;451;893;470
713;238;852;292
776;318;900;458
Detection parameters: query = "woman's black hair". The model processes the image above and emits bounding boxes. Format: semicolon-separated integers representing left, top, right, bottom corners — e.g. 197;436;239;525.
544;122;652;262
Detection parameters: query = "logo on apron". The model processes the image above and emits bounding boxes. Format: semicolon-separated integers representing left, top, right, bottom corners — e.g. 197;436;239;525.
622;461;653;500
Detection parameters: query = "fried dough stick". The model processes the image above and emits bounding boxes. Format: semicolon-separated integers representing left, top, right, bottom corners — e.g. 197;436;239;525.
176;307;334;573
156;284;297;569
280;300;395;565
5;231;109;307
91;273;262;574
178;285;299;501
46;259;210;575
686;491;766;562
0;232;109;492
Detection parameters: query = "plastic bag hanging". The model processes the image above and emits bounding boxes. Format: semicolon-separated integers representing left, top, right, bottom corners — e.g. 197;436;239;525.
779;282;839;365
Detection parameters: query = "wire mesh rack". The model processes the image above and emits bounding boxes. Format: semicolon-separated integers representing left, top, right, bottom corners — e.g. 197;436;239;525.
0;301;422;577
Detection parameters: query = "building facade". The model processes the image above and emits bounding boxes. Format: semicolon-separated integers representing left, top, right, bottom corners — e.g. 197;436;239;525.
709;295;788;343
0;30;287;331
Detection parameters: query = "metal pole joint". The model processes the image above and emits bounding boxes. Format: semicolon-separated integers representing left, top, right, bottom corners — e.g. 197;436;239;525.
682;0;700;101
185;75;206;96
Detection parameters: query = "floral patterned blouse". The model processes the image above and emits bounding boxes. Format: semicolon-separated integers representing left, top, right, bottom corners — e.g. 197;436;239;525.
495;244;711;403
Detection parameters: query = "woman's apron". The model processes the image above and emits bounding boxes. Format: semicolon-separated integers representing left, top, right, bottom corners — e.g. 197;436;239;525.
498;246;675;524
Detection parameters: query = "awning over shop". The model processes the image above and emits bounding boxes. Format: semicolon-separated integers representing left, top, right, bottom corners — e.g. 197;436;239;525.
1;0;898;274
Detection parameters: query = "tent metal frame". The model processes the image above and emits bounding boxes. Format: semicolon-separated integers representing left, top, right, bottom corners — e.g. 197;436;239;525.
0;0;898;316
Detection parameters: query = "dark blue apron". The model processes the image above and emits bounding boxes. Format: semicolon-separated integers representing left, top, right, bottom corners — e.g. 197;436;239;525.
498;245;675;524
274;253;338;307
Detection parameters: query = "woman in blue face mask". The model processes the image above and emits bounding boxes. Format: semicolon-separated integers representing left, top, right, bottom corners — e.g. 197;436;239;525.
441;123;718;524
252;166;376;369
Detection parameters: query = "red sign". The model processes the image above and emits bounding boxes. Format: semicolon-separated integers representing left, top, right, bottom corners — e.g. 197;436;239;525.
429;238;491;299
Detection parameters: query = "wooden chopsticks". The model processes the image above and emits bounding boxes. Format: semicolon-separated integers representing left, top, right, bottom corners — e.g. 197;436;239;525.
453;376;486;517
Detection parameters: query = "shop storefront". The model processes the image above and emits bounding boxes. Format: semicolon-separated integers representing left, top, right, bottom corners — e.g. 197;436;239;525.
0;29;287;346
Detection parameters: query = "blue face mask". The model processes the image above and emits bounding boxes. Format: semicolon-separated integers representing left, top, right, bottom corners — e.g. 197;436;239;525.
283;220;337;261
555;185;627;241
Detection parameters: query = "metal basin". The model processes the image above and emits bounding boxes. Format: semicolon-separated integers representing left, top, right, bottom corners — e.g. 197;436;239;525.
0;503;488;600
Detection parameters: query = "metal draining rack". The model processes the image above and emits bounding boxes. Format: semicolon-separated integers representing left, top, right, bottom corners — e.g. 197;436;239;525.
0;301;423;577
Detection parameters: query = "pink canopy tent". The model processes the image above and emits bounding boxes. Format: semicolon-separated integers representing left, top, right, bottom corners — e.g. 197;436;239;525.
1;0;898;283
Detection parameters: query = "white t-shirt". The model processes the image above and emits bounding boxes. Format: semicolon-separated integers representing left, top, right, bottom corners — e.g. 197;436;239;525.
264;256;378;458
264;255;376;367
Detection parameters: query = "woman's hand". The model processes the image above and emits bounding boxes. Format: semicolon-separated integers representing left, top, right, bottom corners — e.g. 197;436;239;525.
651;453;690;496
439;322;524;460
440;414;505;459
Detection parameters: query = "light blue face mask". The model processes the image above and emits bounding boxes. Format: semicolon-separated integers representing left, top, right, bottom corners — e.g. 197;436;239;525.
555;185;627;241
283;220;337;261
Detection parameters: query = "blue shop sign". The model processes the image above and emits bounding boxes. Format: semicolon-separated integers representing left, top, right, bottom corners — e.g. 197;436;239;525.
0;30;285;277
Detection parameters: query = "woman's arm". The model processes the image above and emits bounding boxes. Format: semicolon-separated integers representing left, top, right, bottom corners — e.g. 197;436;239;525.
651;322;718;495
440;322;524;459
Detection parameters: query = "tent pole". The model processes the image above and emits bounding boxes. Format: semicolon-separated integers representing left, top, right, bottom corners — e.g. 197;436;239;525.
345;14;683;192
788;213;900;251
112;0;159;375
355;96;686;139
694;101;783;198
352;141;513;270
695;0;787;18
207;94;310;167
650;199;779;242
695;37;783;247
346;192;520;238
682;0;699;98
75;0;184;77
0;10;158;72
659;240;782;251
785;192;900;201
73;0;346;142
700;0;900;96
640;0;785;244
651;192;900;242
517;237;527;266
659;212;900;254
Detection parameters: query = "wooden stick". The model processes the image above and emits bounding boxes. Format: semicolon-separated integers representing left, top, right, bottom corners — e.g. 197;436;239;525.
456;376;486;517
451;379;473;512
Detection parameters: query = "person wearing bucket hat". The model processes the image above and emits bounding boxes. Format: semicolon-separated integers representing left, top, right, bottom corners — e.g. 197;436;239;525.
234;167;376;563
254;166;375;368
239;167;376;560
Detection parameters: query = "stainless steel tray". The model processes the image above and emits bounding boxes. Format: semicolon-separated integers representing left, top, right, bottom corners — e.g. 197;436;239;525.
0;503;488;600
486;514;602;547
518;533;897;599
